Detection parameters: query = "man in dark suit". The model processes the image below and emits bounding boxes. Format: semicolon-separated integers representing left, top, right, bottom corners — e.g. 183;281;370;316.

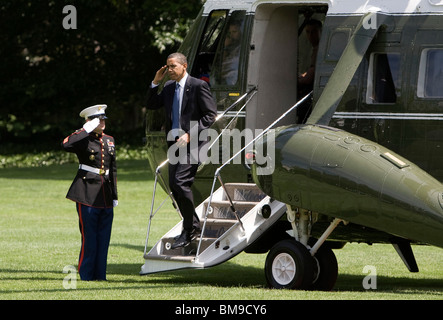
146;52;217;249
62;104;118;280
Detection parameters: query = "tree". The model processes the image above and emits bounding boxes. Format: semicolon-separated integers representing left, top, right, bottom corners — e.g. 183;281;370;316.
0;0;202;151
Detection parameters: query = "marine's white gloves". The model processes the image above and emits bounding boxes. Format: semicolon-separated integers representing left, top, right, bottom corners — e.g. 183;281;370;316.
113;200;119;207
83;117;100;133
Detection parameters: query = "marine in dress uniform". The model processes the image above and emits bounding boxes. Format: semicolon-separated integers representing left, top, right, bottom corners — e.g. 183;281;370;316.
62;104;118;281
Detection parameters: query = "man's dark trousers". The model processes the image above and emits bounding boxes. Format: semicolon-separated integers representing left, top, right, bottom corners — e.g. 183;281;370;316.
76;203;113;280
168;158;200;233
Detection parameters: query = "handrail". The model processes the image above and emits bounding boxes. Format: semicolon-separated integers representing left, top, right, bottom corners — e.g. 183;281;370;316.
143;163;182;256
196;91;313;257
218;91;313;173
143;87;258;255
150;86;257;171
207;88;257;152
216;86;257;120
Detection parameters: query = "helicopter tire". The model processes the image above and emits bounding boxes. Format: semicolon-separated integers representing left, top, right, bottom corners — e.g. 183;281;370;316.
265;239;314;290
310;243;338;291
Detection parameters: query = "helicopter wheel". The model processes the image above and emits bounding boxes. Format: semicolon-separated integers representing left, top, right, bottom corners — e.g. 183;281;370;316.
265;239;314;290
309;242;338;291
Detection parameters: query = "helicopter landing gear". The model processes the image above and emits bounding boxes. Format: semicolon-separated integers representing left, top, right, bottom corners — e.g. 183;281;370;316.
264;208;341;291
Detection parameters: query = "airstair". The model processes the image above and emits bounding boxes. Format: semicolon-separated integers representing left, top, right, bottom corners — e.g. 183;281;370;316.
140;182;286;274
140;89;312;276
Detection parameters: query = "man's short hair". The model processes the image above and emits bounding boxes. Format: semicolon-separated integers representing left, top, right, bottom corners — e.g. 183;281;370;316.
168;52;188;65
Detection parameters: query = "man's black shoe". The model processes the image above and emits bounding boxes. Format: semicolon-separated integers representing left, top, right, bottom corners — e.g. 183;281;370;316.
173;227;201;241
171;230;191;249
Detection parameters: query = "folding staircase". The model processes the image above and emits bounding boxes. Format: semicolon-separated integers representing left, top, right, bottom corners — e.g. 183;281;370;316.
140;183;286;275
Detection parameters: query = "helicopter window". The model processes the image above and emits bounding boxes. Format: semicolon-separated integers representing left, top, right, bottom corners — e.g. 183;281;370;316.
326;30;349;62
191;10;228;83
367;53;400;104
210;11;247;87
417;49;443;98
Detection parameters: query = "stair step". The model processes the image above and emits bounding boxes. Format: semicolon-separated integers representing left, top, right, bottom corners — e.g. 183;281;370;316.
223;183;266;202
144;254;196;262
201;218;237;238
203;200;258;219
159;237;215;257
148;217;241;257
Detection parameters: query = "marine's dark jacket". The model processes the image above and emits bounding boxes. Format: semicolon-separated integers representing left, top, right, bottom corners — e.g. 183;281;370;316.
62;129;117;208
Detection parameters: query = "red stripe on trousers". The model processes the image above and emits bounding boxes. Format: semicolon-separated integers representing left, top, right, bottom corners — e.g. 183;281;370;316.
77;203;85;273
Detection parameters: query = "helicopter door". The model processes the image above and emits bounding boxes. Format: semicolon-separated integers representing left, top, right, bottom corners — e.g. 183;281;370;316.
248;5;300;130
248;4;327;130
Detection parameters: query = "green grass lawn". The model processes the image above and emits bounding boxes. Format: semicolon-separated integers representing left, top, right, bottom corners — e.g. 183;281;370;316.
1;159;442;300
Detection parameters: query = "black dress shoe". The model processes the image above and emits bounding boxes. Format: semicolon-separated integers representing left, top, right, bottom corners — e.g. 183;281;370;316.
173;228;188;241
171;230;191;249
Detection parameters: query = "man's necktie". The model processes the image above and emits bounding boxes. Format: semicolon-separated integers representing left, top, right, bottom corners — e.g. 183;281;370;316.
172;82;180;130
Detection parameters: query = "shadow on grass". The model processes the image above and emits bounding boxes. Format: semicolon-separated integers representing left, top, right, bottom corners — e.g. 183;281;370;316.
108;243;443;293
108;261;267;288
106;261;443;295
1;263;442;297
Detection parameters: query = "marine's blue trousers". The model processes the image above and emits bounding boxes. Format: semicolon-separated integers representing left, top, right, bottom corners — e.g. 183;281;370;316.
76;203;113;281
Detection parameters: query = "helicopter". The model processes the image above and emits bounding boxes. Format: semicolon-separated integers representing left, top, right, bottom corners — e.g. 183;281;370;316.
141;0;443;290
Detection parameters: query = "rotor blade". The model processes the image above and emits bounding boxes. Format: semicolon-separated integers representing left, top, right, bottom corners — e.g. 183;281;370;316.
307;12;389;125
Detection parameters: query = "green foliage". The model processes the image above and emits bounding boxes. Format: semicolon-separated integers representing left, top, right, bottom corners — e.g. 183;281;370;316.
0;150;75;169
0;145;148;168
0;0;202;149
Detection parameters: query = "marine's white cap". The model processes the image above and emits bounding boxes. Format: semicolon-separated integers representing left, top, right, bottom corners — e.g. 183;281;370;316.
79;104;108;119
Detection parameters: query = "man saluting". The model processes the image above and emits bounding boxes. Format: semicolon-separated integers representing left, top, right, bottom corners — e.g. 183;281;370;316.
62;104;118;281
146;52;217;249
